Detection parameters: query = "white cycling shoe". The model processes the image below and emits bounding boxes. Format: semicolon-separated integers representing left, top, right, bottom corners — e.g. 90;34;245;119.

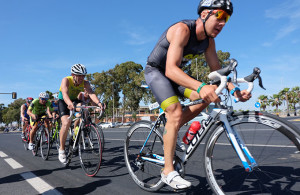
58;149;67;164
28;143;34;150
161;171;191;190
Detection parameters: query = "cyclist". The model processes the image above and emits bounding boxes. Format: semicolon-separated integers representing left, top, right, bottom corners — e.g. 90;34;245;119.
57;64;104;164
49;94;60;132
27;92;53;150
20;97;33;139
144;0;251;189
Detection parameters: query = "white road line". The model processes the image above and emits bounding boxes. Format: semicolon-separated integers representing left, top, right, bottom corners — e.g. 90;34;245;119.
21;172;62;195
4;158;23;169
0;151;8;157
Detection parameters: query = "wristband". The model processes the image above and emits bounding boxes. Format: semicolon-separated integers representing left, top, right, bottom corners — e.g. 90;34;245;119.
197;83;206;94
230;87;240;96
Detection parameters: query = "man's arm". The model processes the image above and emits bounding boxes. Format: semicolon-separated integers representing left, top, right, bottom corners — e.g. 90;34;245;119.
20;105;25;121
165;23;219;103
61;77;74;110
84;81;103;110
205;38;251;102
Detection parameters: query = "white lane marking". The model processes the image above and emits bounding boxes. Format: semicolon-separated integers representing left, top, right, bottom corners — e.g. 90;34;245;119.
21;172;62;195
0;151;8;157
4;158;23;169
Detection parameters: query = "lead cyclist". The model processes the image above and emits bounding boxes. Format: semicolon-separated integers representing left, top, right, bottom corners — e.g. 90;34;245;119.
144;0;251;190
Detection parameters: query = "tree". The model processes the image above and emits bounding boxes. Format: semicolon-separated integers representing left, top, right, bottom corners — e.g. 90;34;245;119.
258;95;269;112
279;88;290;116
289;86;300;116
183;50;231;83
0;103;6;123
269;94;282;116
2;98;25;125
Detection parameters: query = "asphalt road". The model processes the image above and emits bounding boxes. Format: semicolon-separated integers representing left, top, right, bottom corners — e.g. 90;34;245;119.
1;117;300;195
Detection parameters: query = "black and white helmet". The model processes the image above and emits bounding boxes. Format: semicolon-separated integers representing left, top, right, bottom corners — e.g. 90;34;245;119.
197;0;233;16
39;92;49;99
71;64;87;75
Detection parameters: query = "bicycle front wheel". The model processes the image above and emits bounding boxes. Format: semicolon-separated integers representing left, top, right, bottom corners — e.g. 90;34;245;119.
204;111;300;195
95;124;105;151
40;127;50;160
124;120;165;192
78;124;102;177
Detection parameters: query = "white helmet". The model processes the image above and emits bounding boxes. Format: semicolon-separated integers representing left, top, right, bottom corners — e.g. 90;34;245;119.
53;93;59;100
39;92;49;99
71;64;87;75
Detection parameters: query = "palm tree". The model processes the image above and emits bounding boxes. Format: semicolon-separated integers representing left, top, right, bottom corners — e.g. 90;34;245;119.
269;94;282;116
258;95;269;112
279;88;290;116
289;87;300;116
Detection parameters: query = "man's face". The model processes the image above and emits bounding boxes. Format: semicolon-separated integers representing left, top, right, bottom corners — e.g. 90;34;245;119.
39;97;48;105
201;9;228;38
72;74;85;85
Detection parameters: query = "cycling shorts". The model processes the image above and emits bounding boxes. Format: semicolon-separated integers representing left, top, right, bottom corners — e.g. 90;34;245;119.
144;64;192;111
30;115;46;126
58;99;81;117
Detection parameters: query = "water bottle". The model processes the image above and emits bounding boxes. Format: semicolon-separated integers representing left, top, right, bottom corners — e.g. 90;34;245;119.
182;121;201;144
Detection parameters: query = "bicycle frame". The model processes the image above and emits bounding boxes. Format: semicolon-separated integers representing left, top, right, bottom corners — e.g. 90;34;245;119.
141;104;258;172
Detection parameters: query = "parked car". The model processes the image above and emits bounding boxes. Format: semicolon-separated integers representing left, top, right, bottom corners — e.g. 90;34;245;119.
98;122;115;129
113;122;123;127
123;121;134;126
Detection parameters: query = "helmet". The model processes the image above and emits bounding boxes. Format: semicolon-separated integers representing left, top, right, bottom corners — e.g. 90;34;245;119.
26;97;33;103
71;64;87;75
53;93;59;100
90;84;96;92
197;0;233;16
39;92;49;99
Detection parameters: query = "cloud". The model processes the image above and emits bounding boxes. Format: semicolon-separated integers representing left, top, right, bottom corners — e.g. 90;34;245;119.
119;20;156;46
265;0;300;40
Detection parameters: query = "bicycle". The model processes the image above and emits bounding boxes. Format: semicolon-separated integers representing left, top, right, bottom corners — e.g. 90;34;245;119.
31;116;51;160
22;120;31;150
65;106;103;177
124;60;300;194
49;117;61;152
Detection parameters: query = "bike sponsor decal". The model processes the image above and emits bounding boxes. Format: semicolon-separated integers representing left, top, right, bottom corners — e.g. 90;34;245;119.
234;115;281;129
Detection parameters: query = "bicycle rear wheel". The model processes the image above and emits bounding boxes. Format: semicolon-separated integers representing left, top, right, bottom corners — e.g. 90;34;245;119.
124;120;165;192
78;124;102;177
23;126;31;151
204;111;300;195
40;127;50;160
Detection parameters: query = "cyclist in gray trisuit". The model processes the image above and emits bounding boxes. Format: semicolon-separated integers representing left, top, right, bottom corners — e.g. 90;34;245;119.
145;0;251;190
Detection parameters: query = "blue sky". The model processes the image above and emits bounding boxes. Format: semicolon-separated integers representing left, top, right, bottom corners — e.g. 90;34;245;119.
0;0;299;111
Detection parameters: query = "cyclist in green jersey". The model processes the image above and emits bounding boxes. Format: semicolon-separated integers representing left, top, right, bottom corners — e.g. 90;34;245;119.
57;64;104;164
27;92;53;150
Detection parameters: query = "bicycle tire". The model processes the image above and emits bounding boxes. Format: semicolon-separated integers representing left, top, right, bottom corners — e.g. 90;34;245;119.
204;111;300;195
64;128;74;167
23;126;31;151
32;132;40;156
96;124;105;151
124;120;165;192
40;127;50;160
78;124;102;177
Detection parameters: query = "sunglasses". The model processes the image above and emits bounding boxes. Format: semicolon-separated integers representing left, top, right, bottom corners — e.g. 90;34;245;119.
41;98;48;101
212;9;230;23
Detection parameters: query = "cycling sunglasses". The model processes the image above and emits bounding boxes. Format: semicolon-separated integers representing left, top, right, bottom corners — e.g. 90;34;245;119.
40;98;48;101
212;9;230;23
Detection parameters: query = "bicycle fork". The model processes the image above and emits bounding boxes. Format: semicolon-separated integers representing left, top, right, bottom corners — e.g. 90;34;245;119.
220;114;257;172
